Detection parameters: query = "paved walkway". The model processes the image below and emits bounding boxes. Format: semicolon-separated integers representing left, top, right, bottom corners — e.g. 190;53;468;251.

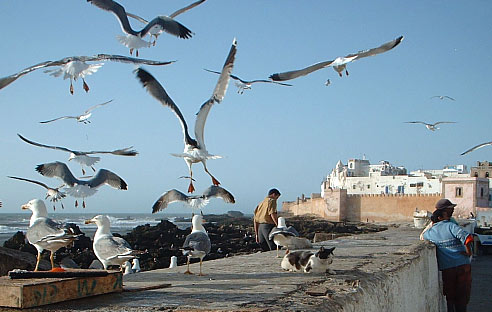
468;254;492;311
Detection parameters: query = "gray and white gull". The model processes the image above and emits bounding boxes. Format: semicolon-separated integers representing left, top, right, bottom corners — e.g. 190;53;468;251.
40;100;113;124
87;0;194;56
404;121;456;131
35;161;128;208
181;213;211;275
204;69;292;94
8;176;66;210
18;133;138;175
0;54;174;94
270;35;404;82
135;38;237;193
22;199;80;271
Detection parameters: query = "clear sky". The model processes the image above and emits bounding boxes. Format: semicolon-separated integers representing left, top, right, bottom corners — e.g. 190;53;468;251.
1;0;491;215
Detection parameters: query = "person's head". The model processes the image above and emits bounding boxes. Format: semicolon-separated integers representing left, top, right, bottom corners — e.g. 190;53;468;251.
434;198;457;221
268;188;281;199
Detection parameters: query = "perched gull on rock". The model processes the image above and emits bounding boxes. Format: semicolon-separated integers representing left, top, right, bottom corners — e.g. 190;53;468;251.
204;69;292;94
18;133;137;175
430;95;455;101
181;213;211;275
268;217;300;257
152;185;235;213
461;141;492;155
22;199;80;271
135;38;237;193
8;176;66;210
404;121;456;131
269;35;404;82
0;54;174;94
87;0;193;56
40;100;113;124
85;215;141;270
127;0;206;46
36;161;128;208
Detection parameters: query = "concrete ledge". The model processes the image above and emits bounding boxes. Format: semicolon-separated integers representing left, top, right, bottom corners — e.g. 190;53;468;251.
11;224;445;311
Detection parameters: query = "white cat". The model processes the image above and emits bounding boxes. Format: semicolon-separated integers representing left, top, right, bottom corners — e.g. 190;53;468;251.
281;246;336;274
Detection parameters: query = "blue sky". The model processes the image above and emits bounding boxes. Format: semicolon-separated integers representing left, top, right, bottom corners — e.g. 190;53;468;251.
1;0;491;215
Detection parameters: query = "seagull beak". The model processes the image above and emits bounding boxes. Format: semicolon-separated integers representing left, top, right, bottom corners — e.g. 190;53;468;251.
21;204;29;210
84;219;94;224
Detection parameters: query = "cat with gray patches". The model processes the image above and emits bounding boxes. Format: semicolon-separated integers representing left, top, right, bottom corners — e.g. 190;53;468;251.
281;246;336;274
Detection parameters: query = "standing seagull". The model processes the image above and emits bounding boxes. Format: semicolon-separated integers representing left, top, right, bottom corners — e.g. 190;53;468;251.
0;54;174;94
127;0;207;46
35;161;128;208
430;95;455;101
135;38;237;193
40;100;113;124
204;69;292;94
8;176;66;210
181;213;211;276
404;121;456;131
152;185;235;213
22;199;80;271
461;141;492;155
269;35;404;82
87;0;193;56
18;133;138;175
85;215;140;270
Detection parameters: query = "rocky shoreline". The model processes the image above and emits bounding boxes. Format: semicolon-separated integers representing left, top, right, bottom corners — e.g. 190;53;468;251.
1;213;388;274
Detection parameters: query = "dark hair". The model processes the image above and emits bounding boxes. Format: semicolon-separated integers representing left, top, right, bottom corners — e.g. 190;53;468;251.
431;209;442;223
268;188;281;196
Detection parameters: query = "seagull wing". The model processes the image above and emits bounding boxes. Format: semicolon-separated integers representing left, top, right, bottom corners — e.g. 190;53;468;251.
269;60;335;81
95;236;133;261
461;141;492;155
8;176;50;190
135;68;195;146
404;121;427;125
87;0;138;35
204;69;292;86
346;35;404;61
444;96;456;101
194;38;237;149
84;146;138;156
89;54;175;66
84;99;114;113
126;12;149;24
87;169;127;190
39;116;77;124
18;134;73;154
35;161;79;187
140;16;193;39
201;185;235;203
152;189;190;213
434;121;456;125
169;0;207;18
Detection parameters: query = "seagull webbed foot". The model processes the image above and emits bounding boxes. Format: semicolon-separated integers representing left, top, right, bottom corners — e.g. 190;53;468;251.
183;270;193;275
211;177;220;186
70;83;74;95
188;182;195;193
83;79;89;93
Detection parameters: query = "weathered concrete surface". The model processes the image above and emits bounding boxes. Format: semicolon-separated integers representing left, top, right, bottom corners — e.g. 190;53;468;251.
0;224;445;311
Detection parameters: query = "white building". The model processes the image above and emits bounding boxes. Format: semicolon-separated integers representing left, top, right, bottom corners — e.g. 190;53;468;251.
321;158;468;197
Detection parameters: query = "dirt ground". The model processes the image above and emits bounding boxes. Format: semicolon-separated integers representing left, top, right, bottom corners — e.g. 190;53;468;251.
468;254;492;311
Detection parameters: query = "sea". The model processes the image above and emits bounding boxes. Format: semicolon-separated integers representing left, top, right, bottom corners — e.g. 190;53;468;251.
0;213;194;245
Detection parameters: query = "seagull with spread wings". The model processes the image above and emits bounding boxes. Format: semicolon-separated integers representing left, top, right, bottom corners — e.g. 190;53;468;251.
152;185;235;213
204;69;292;94
404;121;456;131
135;38;237;193
40;100;113;124
461;141;492;155
0;54;174;94
127;0;206;46
18;134;138;175
8;176;66;210
87;0;194;56
36;161;128;208
430;95;455;101
269;35;404;82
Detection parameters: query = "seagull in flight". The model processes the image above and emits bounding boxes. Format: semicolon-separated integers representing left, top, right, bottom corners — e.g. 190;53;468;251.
404;121;456;131
87;0;193;56
204;69;292;94
127;0;207;46
430;95;455;101
135;38;237;193
8;176;66;210
269;35;404;82
18;133;138;175
461;141;492;155
152;185;235;213
0;54;174;94
40;100;113;124
36;161;128;208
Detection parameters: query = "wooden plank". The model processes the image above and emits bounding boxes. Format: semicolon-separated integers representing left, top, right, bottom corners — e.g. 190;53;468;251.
8;269;109;279
0;271;123;308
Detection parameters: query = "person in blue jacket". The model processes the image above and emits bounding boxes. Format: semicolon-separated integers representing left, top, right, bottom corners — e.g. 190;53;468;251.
422;198;474;312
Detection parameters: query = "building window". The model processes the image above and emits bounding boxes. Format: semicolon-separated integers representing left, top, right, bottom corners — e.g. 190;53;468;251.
481;187;484;198
474;172;479;177
367;185;370;189
410;183;416;187
486;172;490;178
352;185;356;189
417;182;424;187
456;187;463;198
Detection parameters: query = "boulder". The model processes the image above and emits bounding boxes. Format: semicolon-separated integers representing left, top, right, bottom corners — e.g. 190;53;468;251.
0;246;51;275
